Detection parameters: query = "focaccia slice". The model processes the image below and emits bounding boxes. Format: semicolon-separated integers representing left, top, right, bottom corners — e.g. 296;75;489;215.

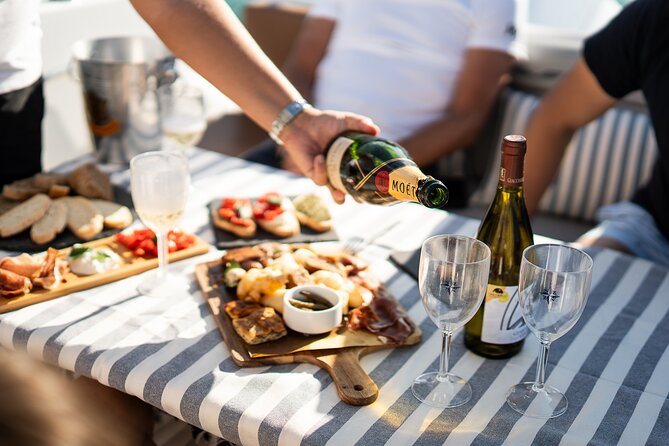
231;307;287;345
224;300;264;319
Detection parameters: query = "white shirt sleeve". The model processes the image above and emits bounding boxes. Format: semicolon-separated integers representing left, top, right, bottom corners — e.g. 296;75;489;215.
307;0;340;20
468;0;518;54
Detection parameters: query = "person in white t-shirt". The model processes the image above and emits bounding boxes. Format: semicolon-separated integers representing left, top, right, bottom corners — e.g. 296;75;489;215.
0;0;44;185
244;0;518;202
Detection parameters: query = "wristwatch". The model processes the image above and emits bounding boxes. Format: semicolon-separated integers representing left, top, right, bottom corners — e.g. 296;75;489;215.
269;99;312;144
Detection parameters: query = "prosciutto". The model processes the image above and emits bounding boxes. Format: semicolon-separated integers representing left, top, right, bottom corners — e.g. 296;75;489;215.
0;268;33;297
348;296;415;343
0;253;43;279
0;248;67;297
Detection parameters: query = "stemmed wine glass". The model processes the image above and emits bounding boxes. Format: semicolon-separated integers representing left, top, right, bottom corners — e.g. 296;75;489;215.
130;151;190;296
506;244;593;418
158;82;207;152
412;234;491;408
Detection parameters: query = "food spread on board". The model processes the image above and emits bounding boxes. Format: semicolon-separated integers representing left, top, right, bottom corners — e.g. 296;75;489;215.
0;228;206;309
217;242;416;346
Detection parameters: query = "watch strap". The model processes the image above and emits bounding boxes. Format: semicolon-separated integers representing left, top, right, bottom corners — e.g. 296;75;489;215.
269;99;312;144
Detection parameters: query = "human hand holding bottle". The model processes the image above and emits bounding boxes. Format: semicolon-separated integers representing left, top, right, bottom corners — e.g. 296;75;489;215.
279;108;379;203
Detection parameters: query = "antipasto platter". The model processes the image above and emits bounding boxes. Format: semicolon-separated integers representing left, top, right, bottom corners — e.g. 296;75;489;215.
195;241;421;406
0;229;209;314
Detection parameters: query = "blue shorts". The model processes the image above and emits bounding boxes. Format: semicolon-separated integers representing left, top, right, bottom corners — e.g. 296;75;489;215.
580;201;669;266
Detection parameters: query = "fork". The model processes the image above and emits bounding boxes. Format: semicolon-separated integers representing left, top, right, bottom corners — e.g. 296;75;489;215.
343;221;400;254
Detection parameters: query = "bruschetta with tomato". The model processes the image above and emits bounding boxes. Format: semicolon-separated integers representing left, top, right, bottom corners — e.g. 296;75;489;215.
212;198;257;238
253;192;300;238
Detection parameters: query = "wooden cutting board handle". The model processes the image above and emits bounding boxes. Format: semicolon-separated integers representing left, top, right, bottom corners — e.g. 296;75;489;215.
299;347;378;406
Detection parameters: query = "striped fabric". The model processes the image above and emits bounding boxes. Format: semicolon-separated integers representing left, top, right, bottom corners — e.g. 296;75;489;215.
1;149;668;445
469;89;658;221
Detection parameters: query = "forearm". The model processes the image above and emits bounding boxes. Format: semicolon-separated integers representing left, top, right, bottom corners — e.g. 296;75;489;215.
131;0;302;131
523;110;576;215
282;64;314;103
400;111;489;167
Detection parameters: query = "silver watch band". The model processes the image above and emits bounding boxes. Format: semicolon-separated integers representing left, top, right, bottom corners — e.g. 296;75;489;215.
269;99;312;144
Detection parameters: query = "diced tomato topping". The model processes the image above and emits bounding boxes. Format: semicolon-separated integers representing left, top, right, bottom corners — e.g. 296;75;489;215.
116;228;195;258
263;208;284;220
230;216;253;227
252;192;287;220
218;208;235;219
221;197;237;209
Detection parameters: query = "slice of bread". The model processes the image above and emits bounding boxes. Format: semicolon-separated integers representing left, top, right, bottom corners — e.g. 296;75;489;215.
2;177;45;201
67;163;113;201
90;199;133;229
292;194;333;232
34;172;68;190
0;197;18;216
30;200;68;245
256;198;300;238
61;197;104;240
0;194;52;237
211;207;257;238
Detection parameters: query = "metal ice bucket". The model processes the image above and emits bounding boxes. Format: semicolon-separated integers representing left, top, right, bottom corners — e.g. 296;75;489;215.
71;36;176;164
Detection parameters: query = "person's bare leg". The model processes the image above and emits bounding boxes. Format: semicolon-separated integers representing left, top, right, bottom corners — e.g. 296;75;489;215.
575;235;634;255
72;376;156;446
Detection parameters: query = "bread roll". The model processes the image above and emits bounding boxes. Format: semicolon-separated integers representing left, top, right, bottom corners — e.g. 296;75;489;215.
0;194;52;237
67;163;113;201
30;200;68;245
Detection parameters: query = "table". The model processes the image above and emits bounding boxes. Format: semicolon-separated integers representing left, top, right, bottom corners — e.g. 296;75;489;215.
1;149;668;445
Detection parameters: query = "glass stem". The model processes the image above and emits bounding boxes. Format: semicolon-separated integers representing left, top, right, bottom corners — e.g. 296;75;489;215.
437;331;452;382
533;340;551;392
156;231;169;280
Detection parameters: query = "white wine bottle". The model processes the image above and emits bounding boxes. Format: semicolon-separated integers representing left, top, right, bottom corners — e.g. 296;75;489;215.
325;132;449;208
464;135;533;358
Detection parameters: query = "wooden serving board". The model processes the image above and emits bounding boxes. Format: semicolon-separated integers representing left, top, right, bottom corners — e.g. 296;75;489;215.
0;234;210;314
195;258;421;406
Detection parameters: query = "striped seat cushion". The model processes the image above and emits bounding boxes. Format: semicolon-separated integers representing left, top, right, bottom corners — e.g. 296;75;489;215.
469;89;657;221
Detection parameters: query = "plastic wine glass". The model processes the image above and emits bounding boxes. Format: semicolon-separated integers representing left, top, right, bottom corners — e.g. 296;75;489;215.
506;244;593;418
412;234;491;408
130;151;190;296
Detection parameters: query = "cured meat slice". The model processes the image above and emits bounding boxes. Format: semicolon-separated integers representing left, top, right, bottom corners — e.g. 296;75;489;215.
348;296;415;343
0;268;32;297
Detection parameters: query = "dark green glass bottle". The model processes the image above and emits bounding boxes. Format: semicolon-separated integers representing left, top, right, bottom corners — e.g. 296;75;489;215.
464;135;533;358
325;132;448;208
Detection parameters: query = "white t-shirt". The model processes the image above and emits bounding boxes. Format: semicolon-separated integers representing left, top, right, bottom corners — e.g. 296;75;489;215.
0;0;42;94
310;0;517;141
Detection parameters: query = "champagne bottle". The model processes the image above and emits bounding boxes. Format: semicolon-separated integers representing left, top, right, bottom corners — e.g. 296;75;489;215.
325;132;449;208
464;135;533;358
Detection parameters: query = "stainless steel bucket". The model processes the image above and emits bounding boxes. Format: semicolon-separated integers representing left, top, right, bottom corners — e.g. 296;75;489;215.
71;36;176;164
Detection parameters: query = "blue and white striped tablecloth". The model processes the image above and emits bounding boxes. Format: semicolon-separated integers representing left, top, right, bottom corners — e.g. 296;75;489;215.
1;149;668;445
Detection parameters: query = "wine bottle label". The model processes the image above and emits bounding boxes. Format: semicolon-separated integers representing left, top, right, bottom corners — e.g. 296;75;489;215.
481;284;528;344
325;136;354;193
352;160;423;201
387;165;425;201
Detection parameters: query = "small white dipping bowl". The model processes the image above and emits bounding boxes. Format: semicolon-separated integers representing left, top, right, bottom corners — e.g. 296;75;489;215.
283;285;343;335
